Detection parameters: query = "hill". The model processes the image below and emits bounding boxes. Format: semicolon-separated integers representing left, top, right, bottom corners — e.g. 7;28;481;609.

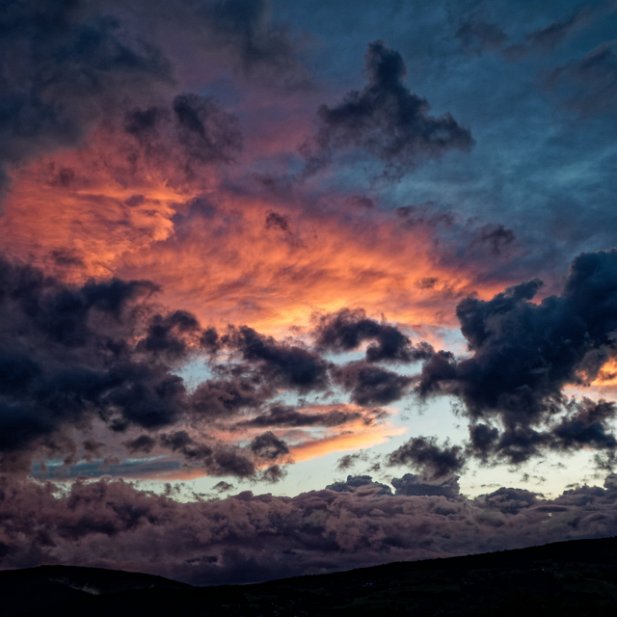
2;536;617;615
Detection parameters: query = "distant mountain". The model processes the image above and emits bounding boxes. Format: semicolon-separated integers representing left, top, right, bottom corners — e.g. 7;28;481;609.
3;536;617;615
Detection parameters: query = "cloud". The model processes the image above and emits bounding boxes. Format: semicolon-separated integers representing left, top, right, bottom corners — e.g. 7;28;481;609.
302;41;473;176
325;474;392;495
190;376;270;418
189;0;308;87
387;437;465;480
0;256;174;457
224;325;330;391
160;430;256;477
526;6;597;50
552;398;617;451
137;310;201;359
0;0;171;195
314;308;434;363
0;255;406;476
123;93;243;183
391;473;461;498
4;474;617;584
474;486;538;515
239;403;382;429
249;431;289;460
455;4;601;59
418;249;617;463
0;258;264;473
0;0;308;202
547;40;617;112
470;224;515;256
334;361;411;405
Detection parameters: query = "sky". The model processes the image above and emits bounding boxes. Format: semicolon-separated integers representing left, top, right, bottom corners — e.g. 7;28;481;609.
1;0;617;585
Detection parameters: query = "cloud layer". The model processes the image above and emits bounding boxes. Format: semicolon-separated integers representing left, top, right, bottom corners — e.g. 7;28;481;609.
3;473;617;584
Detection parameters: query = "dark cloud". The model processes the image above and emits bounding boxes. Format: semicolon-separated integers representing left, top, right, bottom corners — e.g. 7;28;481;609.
336;452;367;471
326;474;392;495
314;308;433;363
471;224;515;256
474;487;538;515
191;376;269;418
421;249;617;418
4;474;617;584
334;361;411;405
213;480;235;493
387;437;465;480
456;5;599;59
0;257;181;459
391;473;460;499
260;464;286;483
0;257;293;476
124;93;242;183
250;431;289;460
49;248;85;268
303;41;473;176
552;398;617;452
224;326;329;391
264;210;290;232
160;430;256;477
240;403;383;429
125;434;156;454
172;94;243;165
395;203;454;228
138;310;200;359
418;249;617;463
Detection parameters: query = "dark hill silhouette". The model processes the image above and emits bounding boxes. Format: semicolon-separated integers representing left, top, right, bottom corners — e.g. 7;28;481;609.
3;536;617;615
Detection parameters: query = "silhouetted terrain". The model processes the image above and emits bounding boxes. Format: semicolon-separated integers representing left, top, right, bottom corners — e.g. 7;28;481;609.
3;537;617;616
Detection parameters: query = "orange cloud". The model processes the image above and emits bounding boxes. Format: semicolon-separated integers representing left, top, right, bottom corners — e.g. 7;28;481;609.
290;422;405;462
0;126;506;340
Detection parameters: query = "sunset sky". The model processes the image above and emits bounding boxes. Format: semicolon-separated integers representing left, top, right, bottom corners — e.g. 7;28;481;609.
1;0;617;584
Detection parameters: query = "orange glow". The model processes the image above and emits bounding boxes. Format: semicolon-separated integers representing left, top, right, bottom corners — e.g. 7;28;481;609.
589;357;617;396
592;358;617;387
0;131;508;338
208;403;405;465
290;422;405;462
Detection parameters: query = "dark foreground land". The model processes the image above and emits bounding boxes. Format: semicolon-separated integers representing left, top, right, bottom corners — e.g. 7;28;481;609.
3;537;617;616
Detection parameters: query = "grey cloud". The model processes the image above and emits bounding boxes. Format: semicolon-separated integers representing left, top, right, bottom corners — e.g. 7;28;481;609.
303;41;473;177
